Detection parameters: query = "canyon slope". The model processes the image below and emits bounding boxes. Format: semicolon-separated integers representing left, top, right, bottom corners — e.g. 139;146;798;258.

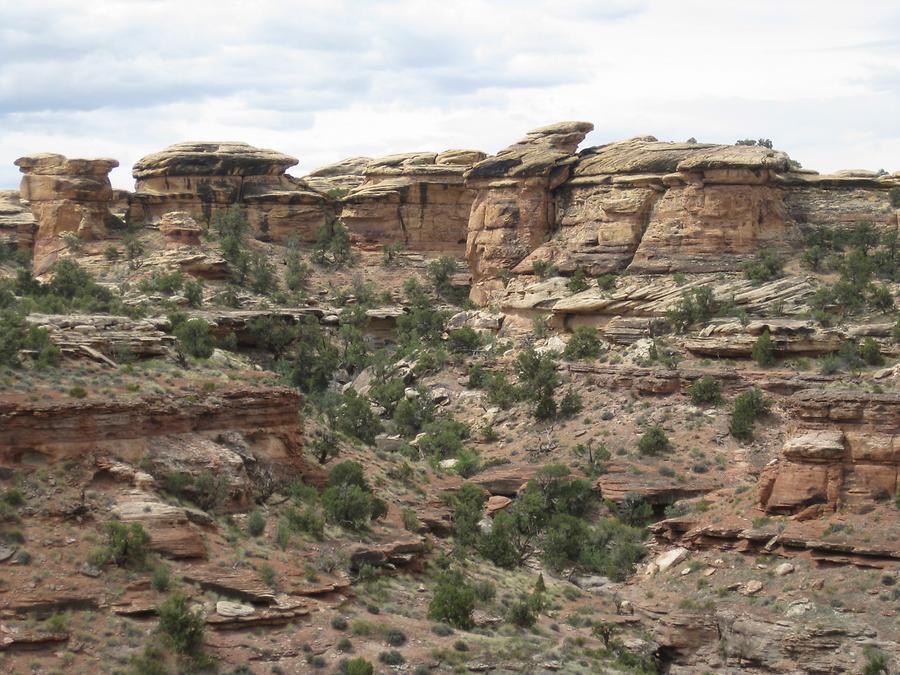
0;123;897;674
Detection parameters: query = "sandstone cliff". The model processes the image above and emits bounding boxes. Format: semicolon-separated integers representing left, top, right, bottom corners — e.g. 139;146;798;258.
129;142;332;242
340;149;486;252
14;154;120;274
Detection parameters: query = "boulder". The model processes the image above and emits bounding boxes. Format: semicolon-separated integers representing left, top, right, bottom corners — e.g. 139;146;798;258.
158;211;202;247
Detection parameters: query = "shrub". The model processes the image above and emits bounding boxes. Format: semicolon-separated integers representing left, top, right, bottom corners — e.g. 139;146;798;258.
860;337;884;366
183;279;204;308
401;508;418;531
336;390;382;445
751;329;776;367
559;389;583;418
312;218;352;265
322;484;376;530
426;255;466;304
637;426;671;455
566;267;589;293
447;326;481;354
451;482;487;547
506;597;537;627
428;570;475;629
158;592;205;654
247;510;266;537
385;628;407;647
175;319;214;359
368;377;406;415
378;650;405;665
151;565;171;592
666;286;717;332
729;388;771;442
0;310;61;368
342;657;374;675
331;616;349;631
596;274;617;291
279;315;339;393
687;375;722;405
890;187;900;209
96;521;150;568
743;251;784;283
562;326;602;360
863;646;889;675
417;418;470;461
532;259;555;279
485;372;520;409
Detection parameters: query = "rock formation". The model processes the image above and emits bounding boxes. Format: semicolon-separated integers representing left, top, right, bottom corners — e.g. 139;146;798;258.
340;149;486;252
302;156;371;194
464;121;594;303
759;391;899;514
129;142;331;242
0;189;36;251
157;211;202;247
463;123;899;305
14;154;120;274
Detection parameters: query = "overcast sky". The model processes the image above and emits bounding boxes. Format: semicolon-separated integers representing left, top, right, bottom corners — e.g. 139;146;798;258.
2;0;899;189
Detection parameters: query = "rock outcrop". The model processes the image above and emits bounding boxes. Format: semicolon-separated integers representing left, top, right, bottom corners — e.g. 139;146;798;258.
303;156;371;194
463;123;899;305
464;121;594;303
758;391;899;514
158;211;202;247
0;386;308;478
0;190;36;251
340;149;486;252
129;142;331;242
14;154;120;274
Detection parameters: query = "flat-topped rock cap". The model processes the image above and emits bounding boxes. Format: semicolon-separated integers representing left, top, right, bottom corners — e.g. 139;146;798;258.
133;142;298;179
15;153;119;176
466;120;594;180
306;156;372;178
574;137;791;176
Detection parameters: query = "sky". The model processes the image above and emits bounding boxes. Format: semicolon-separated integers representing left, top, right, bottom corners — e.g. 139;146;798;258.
2;0;900;189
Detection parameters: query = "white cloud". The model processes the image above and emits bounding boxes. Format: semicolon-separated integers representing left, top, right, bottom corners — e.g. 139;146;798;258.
1;0;899;189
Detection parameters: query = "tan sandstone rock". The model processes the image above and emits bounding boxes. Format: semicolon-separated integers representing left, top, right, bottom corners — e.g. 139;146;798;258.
129;142;331;242
14;153;120;274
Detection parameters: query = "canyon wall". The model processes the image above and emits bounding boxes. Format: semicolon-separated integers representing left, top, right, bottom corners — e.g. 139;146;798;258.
465;123;900;304
7;123;899;277
341;149;485;253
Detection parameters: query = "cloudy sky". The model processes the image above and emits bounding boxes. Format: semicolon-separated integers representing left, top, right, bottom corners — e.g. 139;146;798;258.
2;0;899;189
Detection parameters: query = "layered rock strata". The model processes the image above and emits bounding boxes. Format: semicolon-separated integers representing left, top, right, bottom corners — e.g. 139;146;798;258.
340;149;486;252
302;156;371;194
758;391;899;514
0;190;36;251
464;123;899;305
129;142;331;242
464;121;594;303
14;154;120;274
0;386;306;472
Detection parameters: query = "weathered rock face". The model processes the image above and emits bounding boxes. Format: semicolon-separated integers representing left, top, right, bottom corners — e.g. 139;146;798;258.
14;154;120;274
340;149;486;253
465;124;899;305
759;391;899;514
0;190;36;251
464;121;593;303
303;156;371;194
129;142;331;242
0;386;308;476
158;211;202;248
